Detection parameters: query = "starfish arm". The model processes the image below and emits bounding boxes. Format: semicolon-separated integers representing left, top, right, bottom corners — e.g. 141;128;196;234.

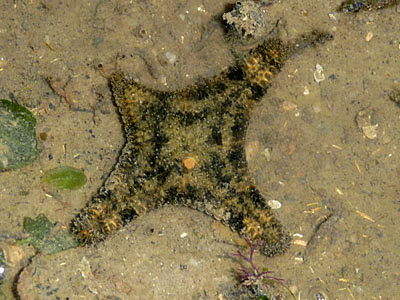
72;76;171;242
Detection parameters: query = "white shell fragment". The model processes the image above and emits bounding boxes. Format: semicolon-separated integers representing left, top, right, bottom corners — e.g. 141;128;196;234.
362;124;378;139
165;52;177;65
263;148;271;161
1;244;24;267
267;199;282;209
366;31;374;42
356;108;379;139
313;63;325;83
293;239;307;246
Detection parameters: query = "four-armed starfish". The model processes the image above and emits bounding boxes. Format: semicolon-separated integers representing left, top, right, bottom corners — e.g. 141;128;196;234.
71;30;332;256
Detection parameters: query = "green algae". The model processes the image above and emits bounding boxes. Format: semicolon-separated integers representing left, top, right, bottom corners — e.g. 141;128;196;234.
22;214;78;254
0;99;38;171
23;214;53;242
41;166;87;190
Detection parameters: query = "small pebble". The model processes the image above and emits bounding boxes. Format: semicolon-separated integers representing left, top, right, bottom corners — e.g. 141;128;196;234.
328;74;337;80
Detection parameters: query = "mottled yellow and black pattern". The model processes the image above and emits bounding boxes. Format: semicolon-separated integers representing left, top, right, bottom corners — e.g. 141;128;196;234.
71;31;332;256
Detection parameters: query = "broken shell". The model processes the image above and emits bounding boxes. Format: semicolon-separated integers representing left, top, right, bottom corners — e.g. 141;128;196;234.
245;140;260;162
313;64;325;83
365;31;373;42
282;100;297;111
1;244;25;267
362;124;378;139
356;108;378;139
263;148;271;161
267;199;282;209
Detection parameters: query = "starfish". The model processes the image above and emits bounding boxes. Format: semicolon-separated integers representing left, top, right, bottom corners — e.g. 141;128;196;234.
71;30;332;257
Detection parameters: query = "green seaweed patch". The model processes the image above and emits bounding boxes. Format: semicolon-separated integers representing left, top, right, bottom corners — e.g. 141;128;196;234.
0;99;39;171
42;166;87;190
21;214;78;254
23;214;53;241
